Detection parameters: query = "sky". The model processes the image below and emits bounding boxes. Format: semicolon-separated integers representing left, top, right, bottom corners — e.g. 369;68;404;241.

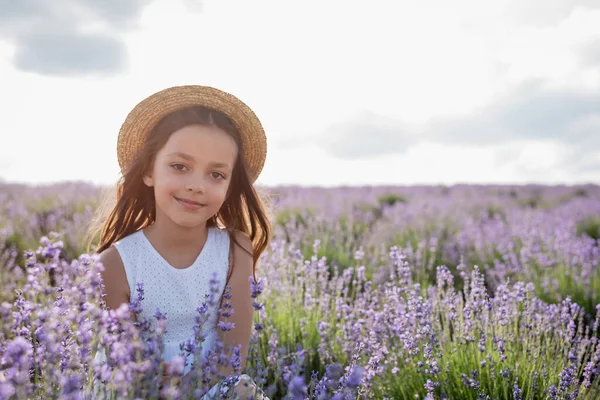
0;0;599;187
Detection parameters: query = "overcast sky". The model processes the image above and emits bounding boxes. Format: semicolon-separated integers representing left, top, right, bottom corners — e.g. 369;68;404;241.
0;0;599;187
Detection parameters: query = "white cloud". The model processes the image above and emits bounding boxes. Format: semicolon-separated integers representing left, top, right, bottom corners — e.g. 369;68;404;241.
0;0;151;76
259;140;572;187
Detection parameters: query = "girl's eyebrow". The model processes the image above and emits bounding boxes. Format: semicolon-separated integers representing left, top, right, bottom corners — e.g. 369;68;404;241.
167;152;232;170
166;151;195;162
209;162;231;169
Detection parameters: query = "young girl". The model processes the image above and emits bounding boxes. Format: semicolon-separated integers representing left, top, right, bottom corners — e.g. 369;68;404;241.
92;85;272;398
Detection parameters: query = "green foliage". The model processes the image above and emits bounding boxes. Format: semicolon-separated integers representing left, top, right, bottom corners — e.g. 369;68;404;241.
377;193;408;207
1;231;28;269
576;216;600;241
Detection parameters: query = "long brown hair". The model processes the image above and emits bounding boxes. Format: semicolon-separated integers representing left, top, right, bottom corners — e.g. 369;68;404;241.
87;106;272;283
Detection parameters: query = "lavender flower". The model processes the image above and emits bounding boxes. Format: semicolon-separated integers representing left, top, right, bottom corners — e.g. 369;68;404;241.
217;321;235;332
2;183;600;398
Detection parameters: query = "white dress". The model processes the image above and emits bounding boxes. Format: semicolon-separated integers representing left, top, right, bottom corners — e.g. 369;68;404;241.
93;226;232;397
114;226;230;371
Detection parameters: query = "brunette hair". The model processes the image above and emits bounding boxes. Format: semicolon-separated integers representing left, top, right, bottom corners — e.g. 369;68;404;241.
87;106;272;283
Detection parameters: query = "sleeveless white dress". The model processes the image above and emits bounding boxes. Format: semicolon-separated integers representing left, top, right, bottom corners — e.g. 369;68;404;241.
91;226;269;398
91;226;231;396
114;225;230;372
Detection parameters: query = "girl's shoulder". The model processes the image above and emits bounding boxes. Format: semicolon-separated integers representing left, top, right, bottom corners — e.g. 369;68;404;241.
230;229;252;253
114;229;144;246
219;227;252;253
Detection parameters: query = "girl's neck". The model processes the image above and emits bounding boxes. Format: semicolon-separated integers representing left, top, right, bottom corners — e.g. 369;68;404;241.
143;217;209;252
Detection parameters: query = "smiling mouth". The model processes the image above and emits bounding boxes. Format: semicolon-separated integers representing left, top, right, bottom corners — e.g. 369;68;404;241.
174;197;206;207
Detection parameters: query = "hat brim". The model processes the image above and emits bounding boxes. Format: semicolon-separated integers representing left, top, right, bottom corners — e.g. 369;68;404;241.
117;85;267;183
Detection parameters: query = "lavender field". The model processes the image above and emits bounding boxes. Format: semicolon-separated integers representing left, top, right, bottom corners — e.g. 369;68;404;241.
0;182;599;399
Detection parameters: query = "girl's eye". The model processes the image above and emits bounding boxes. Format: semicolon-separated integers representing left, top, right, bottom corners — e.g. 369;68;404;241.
212;172;226;180
171;163;188;172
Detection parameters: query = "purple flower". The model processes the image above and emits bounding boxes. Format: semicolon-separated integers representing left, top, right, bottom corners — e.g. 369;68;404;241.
2;336;32;365
0;382;16;399
217;321;235;332
230;346;242;373
549;385;558;400
4;183;600;398
288;375;307;399
346;366;364;389
250;276;265;298
582;344;600;388
60;375;82;396
559;366;575;394
222;287;232;300
167;356;185;376
219;307;234;318
209;271;221;293
325;363;344;381
513;383;522;400
424;379;437;393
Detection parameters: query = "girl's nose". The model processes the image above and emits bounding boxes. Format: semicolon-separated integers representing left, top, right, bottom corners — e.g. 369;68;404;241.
185;179;205;193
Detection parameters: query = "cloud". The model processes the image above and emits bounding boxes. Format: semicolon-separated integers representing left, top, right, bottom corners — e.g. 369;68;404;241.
0;0;151;76
504;0;600;27
427;80;600;146
0;159;12;179
579;37;600;67
12;30;127;76
317;79;600;175
557;115;600;174
317;111;418;159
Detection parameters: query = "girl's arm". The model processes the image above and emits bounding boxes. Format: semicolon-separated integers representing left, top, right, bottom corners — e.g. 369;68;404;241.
98;247;131;311
211;230;255;384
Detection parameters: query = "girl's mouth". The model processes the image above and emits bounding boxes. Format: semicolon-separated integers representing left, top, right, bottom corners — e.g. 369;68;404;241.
174;197;206;209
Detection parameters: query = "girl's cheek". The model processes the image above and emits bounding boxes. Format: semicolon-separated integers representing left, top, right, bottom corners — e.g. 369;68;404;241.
219;182;230;195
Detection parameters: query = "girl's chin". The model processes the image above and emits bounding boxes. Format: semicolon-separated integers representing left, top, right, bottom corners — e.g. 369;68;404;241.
170;219;208;230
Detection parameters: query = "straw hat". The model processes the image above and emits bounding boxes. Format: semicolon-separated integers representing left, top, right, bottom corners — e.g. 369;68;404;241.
117;85;267;183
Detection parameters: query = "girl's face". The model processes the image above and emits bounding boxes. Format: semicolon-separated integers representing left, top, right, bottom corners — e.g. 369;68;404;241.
143;124;238;229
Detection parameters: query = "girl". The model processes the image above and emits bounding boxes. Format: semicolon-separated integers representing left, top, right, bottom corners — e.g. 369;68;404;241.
91;85;272;399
